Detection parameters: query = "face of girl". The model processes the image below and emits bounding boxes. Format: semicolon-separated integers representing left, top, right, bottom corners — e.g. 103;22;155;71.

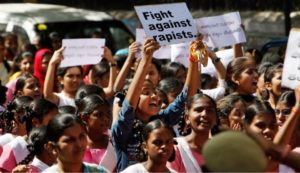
60;67;82;94
137;81;162;119
19;77;41;98
275;101;291;127
145;63;160;86
86;105;111;141
235;61;258;95
20;56;33;74
41;54;51;74
54;122;87;165
269;70;283;97
249;113;278;141
187;97;217;133
144;127;174;163
95;73;109;88
228;100;246;128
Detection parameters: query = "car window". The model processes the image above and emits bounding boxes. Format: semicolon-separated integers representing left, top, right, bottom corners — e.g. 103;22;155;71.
35;20;134;53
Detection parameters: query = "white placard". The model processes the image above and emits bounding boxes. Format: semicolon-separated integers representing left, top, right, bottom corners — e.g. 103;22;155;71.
195;12;246;48
171;46;233;77
136;28;171;59
134;3;198;46
60;39;105;67
282;28;300;89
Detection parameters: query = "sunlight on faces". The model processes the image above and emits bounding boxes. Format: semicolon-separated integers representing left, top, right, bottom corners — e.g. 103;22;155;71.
18;77;41;99
275;101;291;127
269;70;283;97
59;67;82;94
228;100;246;128
249;113;278;141
187;97;217;133
146;63;160;86
235;60;258;95
143;128;174;163
54;122;88;165
137;80;162;119
86;105;111;141
20;56;33;74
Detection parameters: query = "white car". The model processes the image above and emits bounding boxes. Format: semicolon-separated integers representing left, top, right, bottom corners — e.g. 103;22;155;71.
0;3;134;53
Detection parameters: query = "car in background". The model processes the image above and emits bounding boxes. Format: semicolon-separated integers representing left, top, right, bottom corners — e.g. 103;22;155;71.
0;3;134;53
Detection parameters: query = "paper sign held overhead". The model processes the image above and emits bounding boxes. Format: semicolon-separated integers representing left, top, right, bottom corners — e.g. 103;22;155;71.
60;39;105;68
282;28;300;89
134;3;198;46
195;12;246;48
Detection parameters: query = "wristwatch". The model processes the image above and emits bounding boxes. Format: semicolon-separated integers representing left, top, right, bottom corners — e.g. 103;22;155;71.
212;57;221;64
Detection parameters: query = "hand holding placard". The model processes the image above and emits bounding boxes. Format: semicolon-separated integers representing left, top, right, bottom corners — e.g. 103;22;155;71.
60;38;105;67
135;3;198;46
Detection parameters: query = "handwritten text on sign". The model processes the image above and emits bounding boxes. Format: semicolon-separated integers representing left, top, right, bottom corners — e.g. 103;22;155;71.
134;3;198;46
60;39;105;67
195;12;246;48
282;28;300;89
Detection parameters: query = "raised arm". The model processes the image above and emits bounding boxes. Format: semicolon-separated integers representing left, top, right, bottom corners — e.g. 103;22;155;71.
126;39;160;109
185;36;202;98
43;47;64;105
101;46;117;99
113;42;139;93
208;50;226;80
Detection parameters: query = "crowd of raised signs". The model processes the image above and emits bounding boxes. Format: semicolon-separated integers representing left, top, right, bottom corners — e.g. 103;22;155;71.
0;11;300;173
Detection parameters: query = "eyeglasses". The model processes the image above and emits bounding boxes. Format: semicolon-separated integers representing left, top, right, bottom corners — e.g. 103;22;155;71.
274;109;291;116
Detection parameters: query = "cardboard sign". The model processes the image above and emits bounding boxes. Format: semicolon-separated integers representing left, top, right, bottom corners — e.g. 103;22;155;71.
60;39;105;67
135;28;171;59
195;12;246;48
282;28;300;89
134;3;198;46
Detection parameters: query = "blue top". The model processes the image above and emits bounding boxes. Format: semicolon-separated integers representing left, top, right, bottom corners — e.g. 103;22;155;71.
111;86;188;171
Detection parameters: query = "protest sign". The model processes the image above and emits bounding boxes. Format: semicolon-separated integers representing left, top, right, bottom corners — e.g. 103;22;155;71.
60;39;105;67
172;46;233;77
136;28;171;59
282;28;300;89
134;3;198;46
195;12;246;48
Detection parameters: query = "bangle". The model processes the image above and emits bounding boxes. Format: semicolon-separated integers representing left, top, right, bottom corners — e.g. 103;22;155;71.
189;55;197;63
212;57;221;64
292;107;300;116
109;63;117;67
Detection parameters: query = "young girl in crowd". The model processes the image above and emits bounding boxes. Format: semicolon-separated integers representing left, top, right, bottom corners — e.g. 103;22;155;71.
43;113;108;173
217;94;246;130
5;52;34;103
83;46;117;100
244;100;278;171
225;57;259;105
275;90;295;127
112;37;199;171
76;94;116;172
255;62;273;100
263;63;284;109
13;74;41;99
12;126;57;173
161;62;186;84
169;93;217;172
44;47;83;107
0;98;58;172
122;119;176;173
9;51;34;81
33;48;52;92
0;96;33;154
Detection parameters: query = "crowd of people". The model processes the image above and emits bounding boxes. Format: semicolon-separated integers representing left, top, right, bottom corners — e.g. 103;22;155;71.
0;27;300;173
